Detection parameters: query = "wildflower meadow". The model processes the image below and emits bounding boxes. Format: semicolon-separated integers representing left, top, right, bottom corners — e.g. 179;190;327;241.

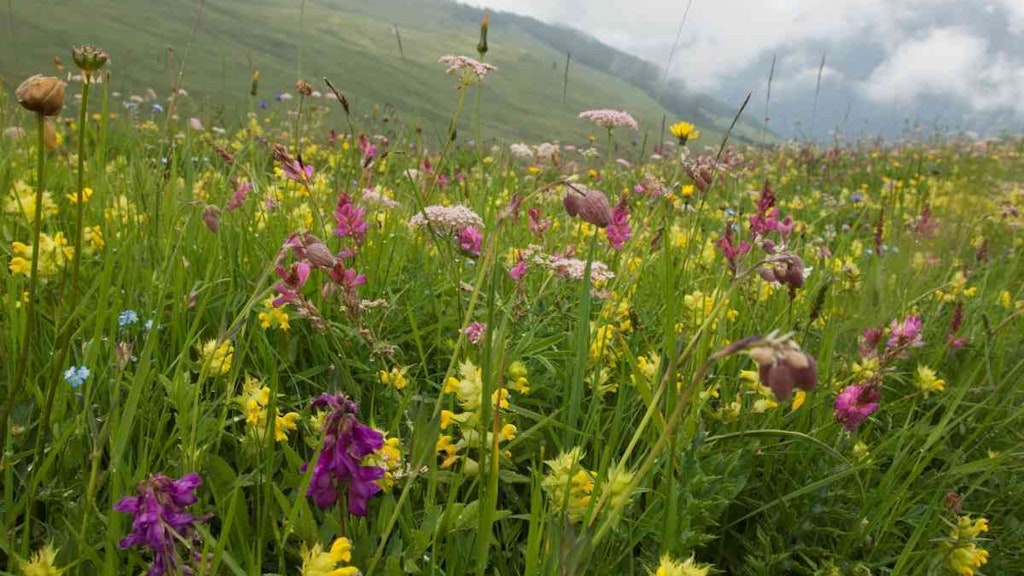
2;24;1024;576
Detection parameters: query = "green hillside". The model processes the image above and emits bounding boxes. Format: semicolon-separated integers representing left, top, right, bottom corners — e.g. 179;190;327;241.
0;0;757;144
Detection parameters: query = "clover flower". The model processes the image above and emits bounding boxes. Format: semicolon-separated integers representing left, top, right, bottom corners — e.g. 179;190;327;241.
114;473;207;576
306;393;385;516
456;226;483;257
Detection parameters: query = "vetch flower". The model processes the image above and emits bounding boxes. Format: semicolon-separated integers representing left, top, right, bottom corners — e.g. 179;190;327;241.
833;383;880;431
605;196;631;250
333;193;368;244
887;315;924;351
306;393;385;516
463;322;487;345
114;473;207;576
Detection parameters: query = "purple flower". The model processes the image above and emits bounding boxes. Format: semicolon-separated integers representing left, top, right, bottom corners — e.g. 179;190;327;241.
605;197;631;251
333;194;369;244
834;383;880;431
528;208;550;239
464;322;487;345
457;226;483;257
114;472;207;576
859;326;884;358
273;144;314;185
887;315;924;351
307;394;384;516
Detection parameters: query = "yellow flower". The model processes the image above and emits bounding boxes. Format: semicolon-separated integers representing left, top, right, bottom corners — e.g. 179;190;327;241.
5;181;58;222
915;365;945;395
852;440;870;461
791;389;807;411
680;184;695;198
499;423;517;441
275;411;300;441
258;297;290;331
379;366;410;391
752;397;778;413
668;121;701;144
652;553;711;576
998;290;1012;309
66;187;93;204
8;233;74;277
197;338;233;377
300;537;359;576
491;388;510;410
83;226;104;254
436;435;459;468
20;544;63;576
542;448;594;522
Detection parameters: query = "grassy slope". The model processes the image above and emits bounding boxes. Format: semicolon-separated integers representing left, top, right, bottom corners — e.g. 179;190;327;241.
0;0;753;144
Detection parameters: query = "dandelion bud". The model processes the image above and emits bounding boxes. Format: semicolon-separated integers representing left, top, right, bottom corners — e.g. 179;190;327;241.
295;78;313;97
72;45;109;73
16;75;66;116
477;12;489;56
250;69;260;97
563;186;612;228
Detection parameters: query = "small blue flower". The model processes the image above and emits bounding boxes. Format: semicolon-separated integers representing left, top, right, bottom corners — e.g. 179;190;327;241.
258;100;269;109
118;309;139;327
122;102;138;111
850;192;864;203
64;366;91;388
152;103;165;113
144;319;154;331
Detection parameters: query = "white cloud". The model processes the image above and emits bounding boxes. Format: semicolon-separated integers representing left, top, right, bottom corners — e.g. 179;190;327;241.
861;27;1024;115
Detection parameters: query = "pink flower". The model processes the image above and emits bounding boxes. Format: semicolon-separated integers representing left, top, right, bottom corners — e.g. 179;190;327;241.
887;315;924;351
358;133;377;165
578;109;639;130
333;194;369;244
457;226;483;257
605;197;631;250
716;222;751;274
528;207;550;239
464;322;487;345
226;179;252;211
509;257;528;281
834;383;880;431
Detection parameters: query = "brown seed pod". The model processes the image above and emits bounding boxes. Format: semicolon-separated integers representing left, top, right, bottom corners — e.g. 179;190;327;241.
16;75;66;116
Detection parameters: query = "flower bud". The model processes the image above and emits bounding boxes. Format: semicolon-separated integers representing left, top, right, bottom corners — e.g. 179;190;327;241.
563;186;612;228
250;69;260;97
202;205;221;233
16;75;66;116
304;239;337;269
477;12;489;56
72;45;110;73
295;78;313;97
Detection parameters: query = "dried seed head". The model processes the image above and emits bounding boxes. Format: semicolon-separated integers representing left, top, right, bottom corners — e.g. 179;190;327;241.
745;333;817;400
72;45;109;73
295;79;313;97
16;75;66;116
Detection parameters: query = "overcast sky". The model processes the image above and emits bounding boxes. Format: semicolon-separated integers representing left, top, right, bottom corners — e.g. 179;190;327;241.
459;0;1024;137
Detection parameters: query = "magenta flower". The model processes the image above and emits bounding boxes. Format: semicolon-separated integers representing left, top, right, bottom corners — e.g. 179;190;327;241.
358;133;377;166
114;472;207;576
333;194;369;244
605;197;631;250
273;144;314;184
716;222;751;275
307;393;384;516
464;322;487;345
859;326;884;358
457;226;483;257
273;261;311;307
509;256;528;281
887;315;924;351
834;383;881;431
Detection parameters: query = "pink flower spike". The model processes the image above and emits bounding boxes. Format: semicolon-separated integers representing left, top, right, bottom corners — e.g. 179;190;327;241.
463;322;487;345
333;194;369;244
834;383;880;431
510;257;528;281
457;226;483;257
605;197;631;251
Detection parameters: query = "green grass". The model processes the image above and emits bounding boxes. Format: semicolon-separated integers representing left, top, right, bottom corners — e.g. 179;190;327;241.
0;0;758;144
1;33;1024;576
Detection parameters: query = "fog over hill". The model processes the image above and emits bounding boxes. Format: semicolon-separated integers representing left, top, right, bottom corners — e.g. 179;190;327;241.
458;0;1024;141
